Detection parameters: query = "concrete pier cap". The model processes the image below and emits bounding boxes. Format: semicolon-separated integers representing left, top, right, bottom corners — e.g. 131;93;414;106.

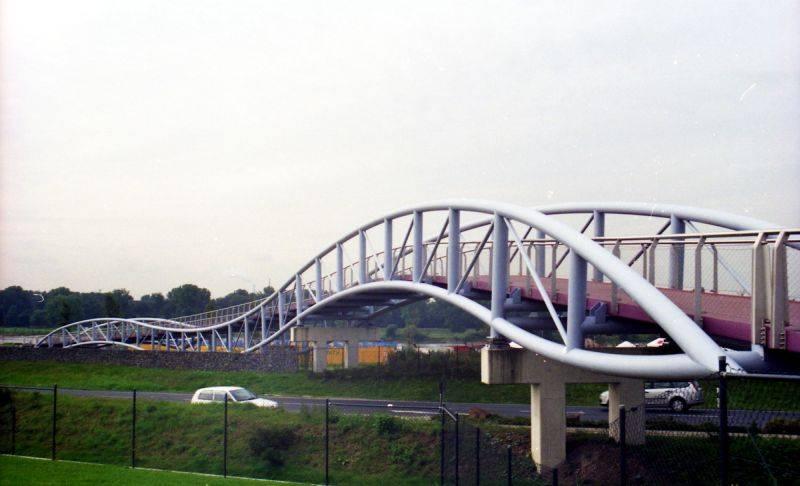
481;346;645;469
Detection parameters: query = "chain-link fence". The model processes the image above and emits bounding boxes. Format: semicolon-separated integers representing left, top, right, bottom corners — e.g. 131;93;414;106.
2;370;800;485
440;405;544;485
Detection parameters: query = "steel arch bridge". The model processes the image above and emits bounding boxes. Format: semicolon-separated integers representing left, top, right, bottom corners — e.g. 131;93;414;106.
37;200;800;379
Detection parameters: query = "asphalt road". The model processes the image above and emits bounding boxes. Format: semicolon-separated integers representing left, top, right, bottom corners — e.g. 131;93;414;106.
15;387;796;429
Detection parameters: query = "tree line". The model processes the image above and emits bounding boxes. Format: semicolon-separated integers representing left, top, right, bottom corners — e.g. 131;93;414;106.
1;284;485;332
0;284;274;328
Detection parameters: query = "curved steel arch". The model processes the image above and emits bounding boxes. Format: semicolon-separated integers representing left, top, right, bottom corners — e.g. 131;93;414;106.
534;202;779;230
438;201;781;241
246;280;713;378
66;341;144;351
36;199;782;377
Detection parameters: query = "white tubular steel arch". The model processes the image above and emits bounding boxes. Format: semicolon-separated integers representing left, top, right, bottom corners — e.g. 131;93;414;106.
248;280;713;379
36;199;785;378
67;341;144;350
534;202;779;231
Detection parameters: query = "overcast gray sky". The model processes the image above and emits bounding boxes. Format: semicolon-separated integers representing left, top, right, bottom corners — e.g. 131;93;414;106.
1;0;799;297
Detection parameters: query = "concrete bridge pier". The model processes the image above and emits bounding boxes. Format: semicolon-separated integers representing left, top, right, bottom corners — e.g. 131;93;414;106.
291;327;379;372
482;347;645;469
311;342;329;373
344;341;359;369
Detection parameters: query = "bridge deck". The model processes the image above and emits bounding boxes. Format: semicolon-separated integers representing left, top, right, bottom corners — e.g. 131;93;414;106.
427;275;800;352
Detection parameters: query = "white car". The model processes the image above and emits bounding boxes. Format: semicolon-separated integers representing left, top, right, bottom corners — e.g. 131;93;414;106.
191;386;278;408
599;381;704;413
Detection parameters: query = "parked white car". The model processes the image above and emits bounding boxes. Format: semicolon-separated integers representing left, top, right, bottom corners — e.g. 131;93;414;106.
599;381;703;413
191;386;278;408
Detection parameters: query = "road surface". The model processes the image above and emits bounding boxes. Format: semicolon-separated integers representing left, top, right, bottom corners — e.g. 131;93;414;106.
6;386;795;429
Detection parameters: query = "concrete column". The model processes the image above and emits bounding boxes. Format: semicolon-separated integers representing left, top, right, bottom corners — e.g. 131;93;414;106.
608;380;645;445
531;381;566;469
344;342;359;369
312;342;329;373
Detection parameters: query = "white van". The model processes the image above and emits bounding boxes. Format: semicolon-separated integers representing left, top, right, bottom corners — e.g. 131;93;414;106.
191;386;278;408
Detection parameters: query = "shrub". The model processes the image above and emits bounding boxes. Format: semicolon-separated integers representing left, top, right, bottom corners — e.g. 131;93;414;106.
248;426;298;467
468;407;496;421
763;418;800;435
374;415;401;436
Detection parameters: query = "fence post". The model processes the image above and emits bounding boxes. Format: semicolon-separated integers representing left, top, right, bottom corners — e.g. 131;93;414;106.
440;407;445;486
51;384;57;460
325;398;330;485
619;405;627;486
10;397;16;455
223;394;228;478
475;427;480;486
455;413;459;486
506;445;512;486
718;356;729;486
131;390;137;468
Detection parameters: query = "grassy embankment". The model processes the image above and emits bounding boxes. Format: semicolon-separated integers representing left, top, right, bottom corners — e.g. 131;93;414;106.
2;392;797;485
0;360;606;406
0;391;483;485
0;455;300;485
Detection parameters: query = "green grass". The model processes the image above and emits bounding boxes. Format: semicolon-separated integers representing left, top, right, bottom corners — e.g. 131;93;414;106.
0;455;300;485
0;360;613;406
0;327;52;336
0;391;444;485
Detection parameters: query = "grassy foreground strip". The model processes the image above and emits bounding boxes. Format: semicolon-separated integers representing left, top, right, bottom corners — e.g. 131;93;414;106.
0;455;301;485
0;360;606;405
0;392;453;485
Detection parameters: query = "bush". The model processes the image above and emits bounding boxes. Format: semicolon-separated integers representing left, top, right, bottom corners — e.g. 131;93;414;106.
468;407;496;421
0;388;11;407
248;426;298;467
374;415;401;436
763;418;800;435
312;348;481;381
